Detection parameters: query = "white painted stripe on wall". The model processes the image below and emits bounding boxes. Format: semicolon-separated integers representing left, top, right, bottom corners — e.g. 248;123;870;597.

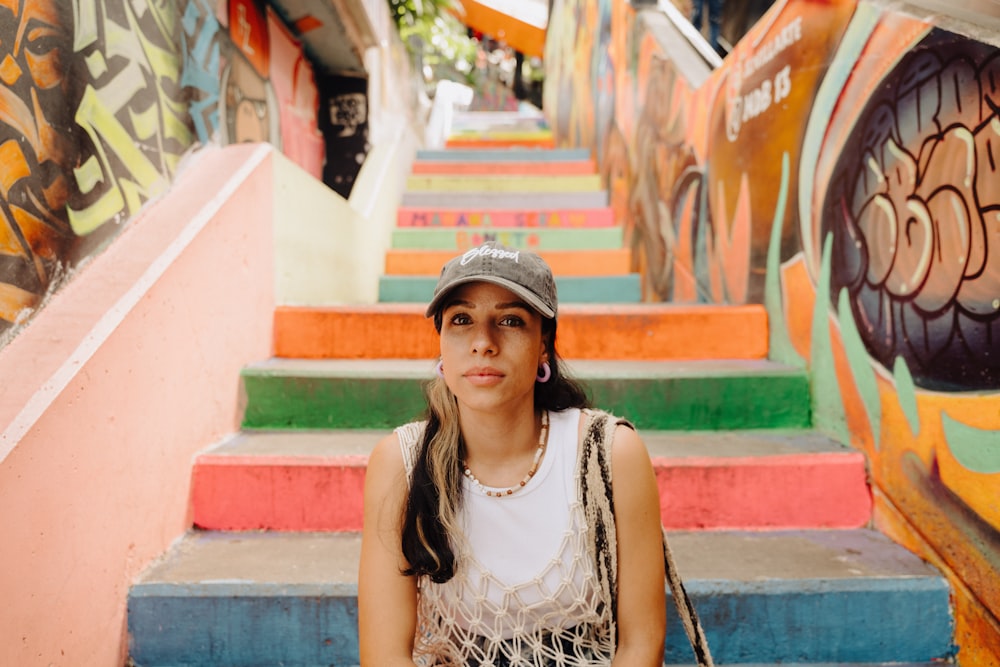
0;144;272;464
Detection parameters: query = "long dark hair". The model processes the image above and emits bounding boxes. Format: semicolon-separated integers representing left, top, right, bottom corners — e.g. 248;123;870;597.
401;317;590;582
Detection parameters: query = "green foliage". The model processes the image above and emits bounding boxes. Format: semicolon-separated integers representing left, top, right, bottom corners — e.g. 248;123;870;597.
388;0;478;84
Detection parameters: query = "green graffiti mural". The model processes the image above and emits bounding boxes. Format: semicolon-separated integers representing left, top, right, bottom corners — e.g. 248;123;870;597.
68;0;195;234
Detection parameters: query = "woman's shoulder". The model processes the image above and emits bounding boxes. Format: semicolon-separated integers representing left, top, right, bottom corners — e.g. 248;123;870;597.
381;419;427;481
576;408;636;436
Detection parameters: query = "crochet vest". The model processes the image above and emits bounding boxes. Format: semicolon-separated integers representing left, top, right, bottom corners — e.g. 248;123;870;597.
396;409;627;667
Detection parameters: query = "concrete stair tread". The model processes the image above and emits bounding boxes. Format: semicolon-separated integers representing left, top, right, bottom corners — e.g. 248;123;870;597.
132;528;944;590
200;428;851;460
415;148;590;162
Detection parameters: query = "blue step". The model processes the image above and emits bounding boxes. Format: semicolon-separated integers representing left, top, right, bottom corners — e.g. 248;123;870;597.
127;529;953;666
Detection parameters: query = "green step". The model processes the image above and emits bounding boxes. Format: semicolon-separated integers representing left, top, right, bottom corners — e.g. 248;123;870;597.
390;226;623;250
378;274;642;303
240;359;811;431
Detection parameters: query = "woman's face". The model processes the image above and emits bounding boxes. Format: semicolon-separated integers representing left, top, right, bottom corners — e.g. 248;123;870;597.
439;281;549;414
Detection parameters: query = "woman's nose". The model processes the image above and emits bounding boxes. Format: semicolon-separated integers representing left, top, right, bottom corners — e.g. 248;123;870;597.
471;323;497;354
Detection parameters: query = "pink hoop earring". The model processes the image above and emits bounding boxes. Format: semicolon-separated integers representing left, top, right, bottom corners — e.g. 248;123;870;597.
435;360;444;378
536;362;551;383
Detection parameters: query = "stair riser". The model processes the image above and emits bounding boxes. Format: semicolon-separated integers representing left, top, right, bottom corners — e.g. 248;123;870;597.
671;582;952;664
444;135;555;149
390;226;623;251
190;454;871;532
385;248;629;275
405;174;603;192
379;274;642;304
128;594;358;666
399;191;608;210
396;206;614;228
416;148;590;162
271;305;768;360
128;583;951;666
411;160;597;175
240;373;811;430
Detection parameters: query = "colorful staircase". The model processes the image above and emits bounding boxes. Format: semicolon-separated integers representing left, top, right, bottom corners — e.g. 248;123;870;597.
127;115;955;666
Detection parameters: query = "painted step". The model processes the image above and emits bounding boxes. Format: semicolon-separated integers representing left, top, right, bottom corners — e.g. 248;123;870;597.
239;358;810;430
444;132;555;149
379;274;641;304
396;206;615;228
390;226;623;250
399;190;608;210
411;159;597;175
190;429;871;532
416;148;589;162
385;247;628;275
127;529;953;666
271;304;769;360
405;174;603;193
450;110;548;131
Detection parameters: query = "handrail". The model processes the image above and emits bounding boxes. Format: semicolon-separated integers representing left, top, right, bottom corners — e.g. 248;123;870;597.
656;0;724;69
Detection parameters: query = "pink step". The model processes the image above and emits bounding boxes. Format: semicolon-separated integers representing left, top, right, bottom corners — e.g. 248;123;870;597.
191;431;871;532
396;206;614;228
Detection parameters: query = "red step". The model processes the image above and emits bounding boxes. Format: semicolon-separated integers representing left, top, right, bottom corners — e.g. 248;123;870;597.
191;431;872;532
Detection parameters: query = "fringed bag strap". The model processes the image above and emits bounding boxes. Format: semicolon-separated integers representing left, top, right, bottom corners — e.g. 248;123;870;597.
580;409;714;667
662;527;714;666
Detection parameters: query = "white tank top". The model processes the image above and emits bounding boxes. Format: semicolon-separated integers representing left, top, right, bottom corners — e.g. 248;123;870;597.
456;408;596;632
397;408;613;665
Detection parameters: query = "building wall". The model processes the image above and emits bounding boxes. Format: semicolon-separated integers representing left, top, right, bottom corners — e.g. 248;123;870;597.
0;143;275;665
544;0;1000;661
0;0;422;663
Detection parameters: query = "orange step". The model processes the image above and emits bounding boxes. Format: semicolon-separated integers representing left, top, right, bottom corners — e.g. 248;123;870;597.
384;248;631;275
273;304;769;360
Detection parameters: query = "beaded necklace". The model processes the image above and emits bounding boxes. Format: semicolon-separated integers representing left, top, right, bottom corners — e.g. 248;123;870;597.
463;411;549;498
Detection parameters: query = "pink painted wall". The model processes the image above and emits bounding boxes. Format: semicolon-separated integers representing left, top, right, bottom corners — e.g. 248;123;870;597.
0;143;276;666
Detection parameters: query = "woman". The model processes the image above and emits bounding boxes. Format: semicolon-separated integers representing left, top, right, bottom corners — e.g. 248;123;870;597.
359;242;667;666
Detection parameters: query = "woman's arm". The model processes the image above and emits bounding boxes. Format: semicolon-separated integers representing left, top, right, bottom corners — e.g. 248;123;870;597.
610;425;667;667
358;433;420;667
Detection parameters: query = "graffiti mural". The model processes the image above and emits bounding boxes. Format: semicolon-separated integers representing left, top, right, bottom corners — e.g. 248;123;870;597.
180;0;223;145
545;0;1000;659
822;34;1000;392
0;0;79;332
69;0;196;235
0;0;326;337
221;0;280;147
318;73;369;198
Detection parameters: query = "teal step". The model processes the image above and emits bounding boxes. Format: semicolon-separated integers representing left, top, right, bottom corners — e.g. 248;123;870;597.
239;359;811;430
127;529;953;666
390;225;623;250
379;274;642;303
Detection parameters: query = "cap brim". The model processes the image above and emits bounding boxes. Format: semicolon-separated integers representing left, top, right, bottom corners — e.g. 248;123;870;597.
425;276;556;319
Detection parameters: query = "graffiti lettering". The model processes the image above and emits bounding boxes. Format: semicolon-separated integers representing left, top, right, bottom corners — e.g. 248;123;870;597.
742;16;802;79
740;65;792;124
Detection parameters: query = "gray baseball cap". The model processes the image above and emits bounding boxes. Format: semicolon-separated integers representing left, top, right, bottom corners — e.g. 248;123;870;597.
425;242;558;319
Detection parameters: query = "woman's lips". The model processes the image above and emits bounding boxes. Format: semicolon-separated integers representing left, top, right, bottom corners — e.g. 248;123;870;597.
463;367;505;386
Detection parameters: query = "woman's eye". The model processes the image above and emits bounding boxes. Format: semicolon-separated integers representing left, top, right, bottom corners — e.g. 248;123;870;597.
449;313;472;325
500;315;524;327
